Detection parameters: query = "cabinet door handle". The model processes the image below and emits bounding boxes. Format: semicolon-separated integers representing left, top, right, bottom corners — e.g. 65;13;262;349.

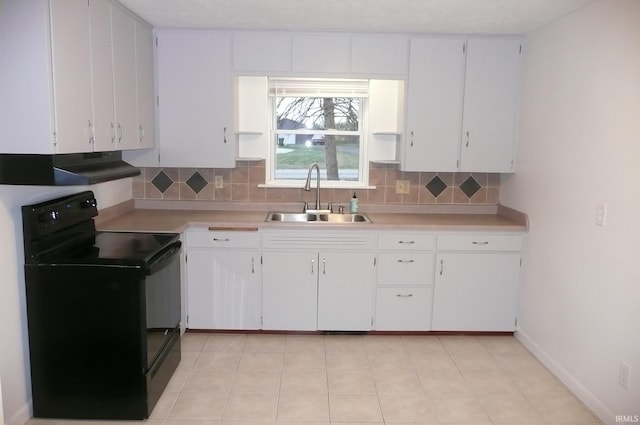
439;258;444;275
398;240;415;245
465;131;470;147
117;122;123;143
138;124;144;143
311;259;315;275
110;122;116;144
322;258;327;275
410;131;414;147
472;241;489;245
212;237;230;242
223;126;227;144
396;293;413;298
397;259;415;263
251;256;255;274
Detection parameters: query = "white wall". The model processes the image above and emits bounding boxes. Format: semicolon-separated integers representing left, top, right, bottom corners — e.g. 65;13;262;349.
501;0;640;421
0;180;131;425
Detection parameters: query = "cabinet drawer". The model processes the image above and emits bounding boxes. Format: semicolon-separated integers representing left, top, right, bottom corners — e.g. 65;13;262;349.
378;253;434;285
187;228;260;248
378;233;434;250
375;287;432;331
437;234;522;251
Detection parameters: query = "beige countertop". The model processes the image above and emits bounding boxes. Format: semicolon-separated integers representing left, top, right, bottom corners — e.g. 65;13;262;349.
96;201;527;233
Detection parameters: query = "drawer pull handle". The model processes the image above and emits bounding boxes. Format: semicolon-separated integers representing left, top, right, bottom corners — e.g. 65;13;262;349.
440;259;444;275
398;240;415;244
397;259;415;263
396;294;413;298
311;259;315;275
322;258;327;275
472;241;489;245
213;238;230;242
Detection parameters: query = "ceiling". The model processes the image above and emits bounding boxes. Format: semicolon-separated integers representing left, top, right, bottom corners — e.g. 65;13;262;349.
117;0;597;34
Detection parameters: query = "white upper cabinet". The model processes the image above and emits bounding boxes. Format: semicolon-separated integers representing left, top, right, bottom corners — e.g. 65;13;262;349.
403;37;466;172
134;20;155;149
49;0;95;153
156;30;235;167
110;3;138;150
292;35;351;74
460;38;522;172
232;32;292;73
351;35;409;76
403;36;522;173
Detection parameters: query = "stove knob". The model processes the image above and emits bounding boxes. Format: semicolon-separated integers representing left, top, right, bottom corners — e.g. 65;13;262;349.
49;211;59;221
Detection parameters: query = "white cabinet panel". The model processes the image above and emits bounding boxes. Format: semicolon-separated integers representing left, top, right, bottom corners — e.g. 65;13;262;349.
375;287;433;331
377;253;434;285
317;252;376;331
134;20;155;149
50;0;94;153
437;233;523;252
262;251;318;331
432;251;521;331
403;37;466;172
351;35;409;75
186;249;261;330
292;35;350;74
156;30;235;167
461;38;522;172
233;32;292;72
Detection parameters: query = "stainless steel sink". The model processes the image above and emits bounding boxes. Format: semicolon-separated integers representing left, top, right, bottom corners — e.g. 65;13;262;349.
266;212;371;223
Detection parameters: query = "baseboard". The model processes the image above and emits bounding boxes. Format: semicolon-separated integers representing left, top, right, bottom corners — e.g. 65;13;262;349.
7;401;31;425
515;330;614;425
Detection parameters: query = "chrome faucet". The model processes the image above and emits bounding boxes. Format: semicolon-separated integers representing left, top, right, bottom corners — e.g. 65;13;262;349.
303;163;331;213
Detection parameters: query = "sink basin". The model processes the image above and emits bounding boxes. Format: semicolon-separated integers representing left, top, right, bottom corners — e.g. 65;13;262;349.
266;212;371;223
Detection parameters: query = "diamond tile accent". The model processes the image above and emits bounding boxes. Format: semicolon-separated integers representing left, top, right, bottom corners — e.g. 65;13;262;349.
151;170;173;193
459;176;482;198
186;171;208;194
426;176;447;198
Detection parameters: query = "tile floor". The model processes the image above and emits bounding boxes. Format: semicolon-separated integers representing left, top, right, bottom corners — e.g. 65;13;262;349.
26;333;602;425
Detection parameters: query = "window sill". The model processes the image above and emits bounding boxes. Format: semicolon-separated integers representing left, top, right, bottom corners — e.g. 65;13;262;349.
259;182;376;190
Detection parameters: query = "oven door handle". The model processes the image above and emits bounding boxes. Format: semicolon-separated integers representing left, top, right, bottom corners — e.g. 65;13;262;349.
146;241;182;275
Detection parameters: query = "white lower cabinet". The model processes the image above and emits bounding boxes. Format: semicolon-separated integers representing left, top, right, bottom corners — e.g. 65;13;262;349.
185;229;261;330
262;231;377;331
432;234;522;331
375;232;435;331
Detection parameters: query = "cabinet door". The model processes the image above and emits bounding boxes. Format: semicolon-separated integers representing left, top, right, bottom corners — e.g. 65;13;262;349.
49;0;94;153
432;252;520;331
262;251;318;331
460;38;522;172
90;0;116;152
403;37;466;172
375;287;433;331
186;249;261;330
317;252;375;331
292;35;350;74
134;20;155;149
156;30;235;167
110;4;138;150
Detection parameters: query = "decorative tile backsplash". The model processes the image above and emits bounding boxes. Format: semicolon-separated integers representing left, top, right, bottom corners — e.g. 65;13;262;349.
133;160;500;205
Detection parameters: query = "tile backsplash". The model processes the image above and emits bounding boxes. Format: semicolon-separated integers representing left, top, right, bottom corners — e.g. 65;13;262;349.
133;161;500;206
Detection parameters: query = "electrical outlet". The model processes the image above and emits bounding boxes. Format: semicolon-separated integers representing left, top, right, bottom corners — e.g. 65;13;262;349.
619;361;630;390
596;203;607;226
214;175;224;189
396;180;410;194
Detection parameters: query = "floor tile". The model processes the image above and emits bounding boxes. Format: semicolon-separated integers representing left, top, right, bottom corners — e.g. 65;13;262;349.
479;393;544;422
169;391;228;420
432;396;491;423
462;370;519;394
373;371;424;395
194;351;242;370
244;334;286;353
280;369;328;394
328;369;377;394
284;334;325;353
222;393;278;421
527;394;599;423
232;369;281;394
202;333;247;352
329;394;384;422
238;351;283;371
276;394;330;421
283;350;327;369
325;350;370;371
378;394;436;422
182;369;236;393
418;371;472;396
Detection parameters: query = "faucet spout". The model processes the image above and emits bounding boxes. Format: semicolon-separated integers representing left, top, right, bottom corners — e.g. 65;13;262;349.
304;163;323;212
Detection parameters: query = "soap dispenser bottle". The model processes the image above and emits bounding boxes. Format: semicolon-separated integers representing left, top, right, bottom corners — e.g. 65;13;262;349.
350;192;359;213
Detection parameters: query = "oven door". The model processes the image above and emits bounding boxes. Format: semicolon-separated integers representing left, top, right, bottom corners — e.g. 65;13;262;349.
144;241;182;369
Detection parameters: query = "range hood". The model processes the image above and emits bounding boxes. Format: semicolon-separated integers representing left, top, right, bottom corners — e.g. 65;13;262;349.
0;151;140;186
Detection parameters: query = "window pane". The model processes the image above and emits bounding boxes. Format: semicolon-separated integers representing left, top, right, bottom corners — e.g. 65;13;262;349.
276;97;360;131
274;134;360;181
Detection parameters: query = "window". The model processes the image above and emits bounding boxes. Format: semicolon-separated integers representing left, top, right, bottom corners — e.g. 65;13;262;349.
267;78;369;187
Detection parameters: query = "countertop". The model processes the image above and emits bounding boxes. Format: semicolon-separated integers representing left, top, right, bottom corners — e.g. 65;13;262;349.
96;201;527;233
